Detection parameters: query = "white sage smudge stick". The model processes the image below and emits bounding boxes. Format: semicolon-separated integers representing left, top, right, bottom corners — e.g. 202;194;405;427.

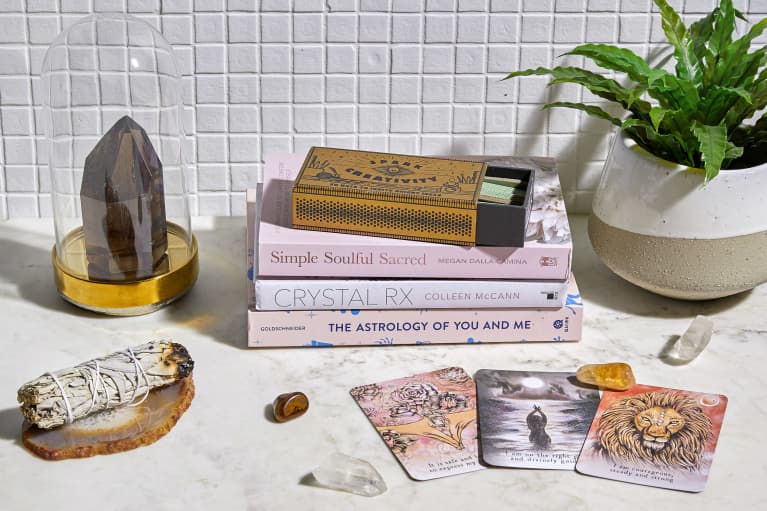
17;341;194;430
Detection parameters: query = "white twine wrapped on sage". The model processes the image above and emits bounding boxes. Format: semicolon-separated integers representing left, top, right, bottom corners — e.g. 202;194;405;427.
17;341;194;429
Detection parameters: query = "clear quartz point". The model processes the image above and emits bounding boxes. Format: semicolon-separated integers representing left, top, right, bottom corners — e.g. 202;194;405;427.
312;452;387;497
667;315;714;363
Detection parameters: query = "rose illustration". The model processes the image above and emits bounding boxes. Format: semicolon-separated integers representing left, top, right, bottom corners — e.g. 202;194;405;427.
351;383;382;401
390;404;418;417
391;382;439;407
438;392;468;411
435;367;470;384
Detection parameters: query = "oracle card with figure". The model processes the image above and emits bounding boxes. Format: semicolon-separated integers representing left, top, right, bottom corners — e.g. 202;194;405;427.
475;369;600;470
575;384;727;492
350;367;483;481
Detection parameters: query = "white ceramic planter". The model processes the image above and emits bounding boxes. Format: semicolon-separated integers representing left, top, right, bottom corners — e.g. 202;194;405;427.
589;131;767;300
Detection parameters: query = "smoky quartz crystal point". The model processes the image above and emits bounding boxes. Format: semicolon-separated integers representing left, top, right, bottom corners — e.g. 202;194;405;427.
81;116;168;281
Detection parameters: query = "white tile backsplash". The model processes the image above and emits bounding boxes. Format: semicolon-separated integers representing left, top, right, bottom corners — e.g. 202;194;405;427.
1;1;760;218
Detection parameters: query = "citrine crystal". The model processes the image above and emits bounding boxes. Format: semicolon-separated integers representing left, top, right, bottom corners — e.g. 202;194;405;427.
312;452;387;497
81;115;167;281
272;392;309;422
575;362;636;391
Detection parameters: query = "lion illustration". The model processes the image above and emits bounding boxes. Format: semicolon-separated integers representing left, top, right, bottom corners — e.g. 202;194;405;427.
595;391;712;470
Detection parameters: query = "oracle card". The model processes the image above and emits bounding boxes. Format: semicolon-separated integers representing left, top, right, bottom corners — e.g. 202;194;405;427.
475;369;600;469
575;384;727;492
350;367;483;481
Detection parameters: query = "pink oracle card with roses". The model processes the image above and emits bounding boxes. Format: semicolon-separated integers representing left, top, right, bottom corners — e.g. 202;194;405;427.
350;367;485;481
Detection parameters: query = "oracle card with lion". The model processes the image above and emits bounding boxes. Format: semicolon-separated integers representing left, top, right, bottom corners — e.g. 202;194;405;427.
475;369;600;469
575;384;727;492
350;367;483;480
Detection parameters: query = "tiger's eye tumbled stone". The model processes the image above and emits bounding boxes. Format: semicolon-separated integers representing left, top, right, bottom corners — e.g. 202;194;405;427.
272;392;309;422
575;362;636;391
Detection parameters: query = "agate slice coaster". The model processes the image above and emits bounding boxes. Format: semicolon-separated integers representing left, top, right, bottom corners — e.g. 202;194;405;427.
22;376;194;460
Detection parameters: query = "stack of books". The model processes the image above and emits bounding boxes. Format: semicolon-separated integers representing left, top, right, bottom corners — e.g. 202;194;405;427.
247;153;581;348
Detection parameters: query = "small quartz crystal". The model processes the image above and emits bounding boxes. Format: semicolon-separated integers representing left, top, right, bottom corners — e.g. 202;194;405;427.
575;362;636;391
666;315;714;364
272;392;309;422
312;452;387;497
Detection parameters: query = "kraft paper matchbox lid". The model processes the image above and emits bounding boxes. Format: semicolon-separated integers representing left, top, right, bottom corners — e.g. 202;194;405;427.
290;147;534;247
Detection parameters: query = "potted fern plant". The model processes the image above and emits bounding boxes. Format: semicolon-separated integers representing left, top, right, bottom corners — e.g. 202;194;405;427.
506;0;767;300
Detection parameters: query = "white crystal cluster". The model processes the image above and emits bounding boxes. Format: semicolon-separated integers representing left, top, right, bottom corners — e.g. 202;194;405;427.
526;169;571;244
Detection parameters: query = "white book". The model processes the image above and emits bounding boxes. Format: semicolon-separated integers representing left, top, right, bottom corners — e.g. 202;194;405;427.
254;277;569;310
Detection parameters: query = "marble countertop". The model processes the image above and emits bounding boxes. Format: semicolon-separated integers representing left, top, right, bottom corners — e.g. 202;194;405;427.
0;215;764;511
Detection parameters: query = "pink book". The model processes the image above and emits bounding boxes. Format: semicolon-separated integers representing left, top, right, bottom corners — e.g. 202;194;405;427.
257;153;572;279
247;188;583;348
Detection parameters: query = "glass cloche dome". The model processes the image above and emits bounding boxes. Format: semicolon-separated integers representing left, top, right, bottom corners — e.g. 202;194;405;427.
40;14;198;315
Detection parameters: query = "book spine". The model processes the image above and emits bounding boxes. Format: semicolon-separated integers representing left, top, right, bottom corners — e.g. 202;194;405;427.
258;241;571;279
255;278;569;310
248;300;583;347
